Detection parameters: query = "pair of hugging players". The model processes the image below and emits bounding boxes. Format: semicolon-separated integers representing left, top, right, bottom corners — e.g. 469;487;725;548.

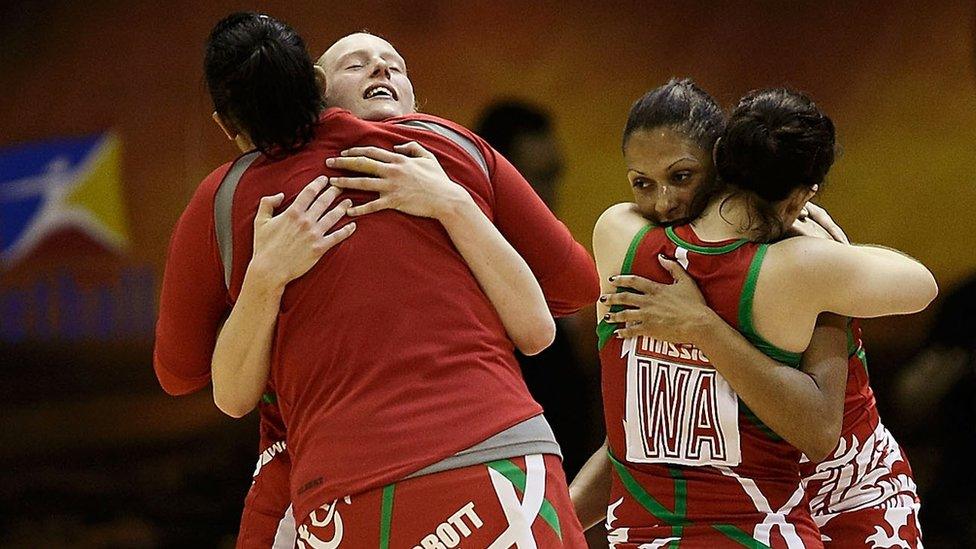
156;12;935;548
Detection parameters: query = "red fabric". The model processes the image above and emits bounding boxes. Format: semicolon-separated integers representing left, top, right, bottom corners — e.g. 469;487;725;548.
153;108;599;525
153;162;232;396
815;506;922;548
601;225;820;544
236;430;291;549
297;455;587;549
798;323;922;547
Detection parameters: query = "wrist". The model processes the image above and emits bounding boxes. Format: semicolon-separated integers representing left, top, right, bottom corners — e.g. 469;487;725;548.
688;306;723;344
243;258;288;296
436;186;477;225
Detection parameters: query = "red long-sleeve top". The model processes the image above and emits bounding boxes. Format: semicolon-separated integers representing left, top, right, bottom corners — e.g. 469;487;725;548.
154;108;599;522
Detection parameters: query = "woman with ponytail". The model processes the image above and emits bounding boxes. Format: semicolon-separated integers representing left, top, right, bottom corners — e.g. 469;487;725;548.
583;85;935;546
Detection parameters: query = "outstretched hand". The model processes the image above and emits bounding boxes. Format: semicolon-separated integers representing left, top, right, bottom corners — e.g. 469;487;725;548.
602;255;714;342
326;141;471;220
250;176;356;288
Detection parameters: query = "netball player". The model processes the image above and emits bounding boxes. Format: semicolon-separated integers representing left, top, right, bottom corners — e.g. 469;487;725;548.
579;84;936;546
155;13;595;548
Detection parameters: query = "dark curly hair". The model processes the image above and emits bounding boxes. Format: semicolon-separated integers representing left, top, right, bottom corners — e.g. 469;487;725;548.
204;12;324;157
715;88;836;241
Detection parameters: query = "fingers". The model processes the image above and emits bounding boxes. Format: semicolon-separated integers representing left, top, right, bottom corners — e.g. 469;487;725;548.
315;199;353;234
338;146;401;163
306;185;343;221
393;141;435;159
599;291;647;307
614;326;643;339
603;308;642;324
657;255;688;282
347;197;392;217
329;176;389;193
608;274;658;293
805;203;849;244
316;222;357;253
326;155;392;177
291;176;329;212
255;193;285;223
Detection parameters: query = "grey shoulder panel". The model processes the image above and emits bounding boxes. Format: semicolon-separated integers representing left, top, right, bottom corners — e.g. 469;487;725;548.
214;151;261;289
395;120;489;178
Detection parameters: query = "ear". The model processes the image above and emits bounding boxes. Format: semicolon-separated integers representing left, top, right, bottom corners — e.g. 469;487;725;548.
314;65;328;95
806;184;819;202
212;111;237;141
784;184;819;219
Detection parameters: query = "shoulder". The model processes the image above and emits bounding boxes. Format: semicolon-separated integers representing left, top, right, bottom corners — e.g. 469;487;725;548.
196;160;236;196
174;159;239;231
766;235;851;272
593;203;654;270
594;203;652;242
401;113;497;161
403;113;479;140
762;236;859;304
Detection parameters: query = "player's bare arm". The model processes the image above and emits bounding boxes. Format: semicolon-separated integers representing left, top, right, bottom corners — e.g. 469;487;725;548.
211;177;356;418
328;142;556;355
569;439;612;530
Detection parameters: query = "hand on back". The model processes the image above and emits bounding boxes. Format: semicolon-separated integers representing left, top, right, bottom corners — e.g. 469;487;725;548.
326;142;472;220
789;202;849;243
250;176;356;288
602;256;713;343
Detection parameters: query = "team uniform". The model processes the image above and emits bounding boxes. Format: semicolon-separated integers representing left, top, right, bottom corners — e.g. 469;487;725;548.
297;454;576;549
597;224;823;548
800;321;923;547
154;108;597;547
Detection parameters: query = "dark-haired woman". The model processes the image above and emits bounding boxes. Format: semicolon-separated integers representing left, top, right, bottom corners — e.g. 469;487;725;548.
587;86;936;546
155;12;594;548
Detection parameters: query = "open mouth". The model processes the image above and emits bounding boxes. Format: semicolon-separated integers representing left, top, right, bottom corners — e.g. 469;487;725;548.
363;84;398;101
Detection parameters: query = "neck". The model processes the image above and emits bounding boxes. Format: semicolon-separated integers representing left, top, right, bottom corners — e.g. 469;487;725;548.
691;191;770;242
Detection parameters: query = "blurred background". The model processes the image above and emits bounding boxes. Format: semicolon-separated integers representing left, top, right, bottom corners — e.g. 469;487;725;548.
1;1;974;547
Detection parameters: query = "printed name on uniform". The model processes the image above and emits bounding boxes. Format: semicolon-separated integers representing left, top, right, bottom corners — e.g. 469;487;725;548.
622;335;742;467
411;502;483;549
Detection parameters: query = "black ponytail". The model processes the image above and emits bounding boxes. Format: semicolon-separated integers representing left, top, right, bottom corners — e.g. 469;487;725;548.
205;12;323;157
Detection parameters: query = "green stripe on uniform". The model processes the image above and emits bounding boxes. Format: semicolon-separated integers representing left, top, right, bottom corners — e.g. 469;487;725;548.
664;226;749;255
607;451;687;526
486;459;561;539
610;452;771;547
712;524;771;548
380;484;395;549
737;244;802;366
598;224;655;350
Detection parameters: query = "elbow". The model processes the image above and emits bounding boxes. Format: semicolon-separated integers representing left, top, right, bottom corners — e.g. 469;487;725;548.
516;316;557;356
213;389;257;419
921;271;939;310
906;269;939;314
803;416;843;463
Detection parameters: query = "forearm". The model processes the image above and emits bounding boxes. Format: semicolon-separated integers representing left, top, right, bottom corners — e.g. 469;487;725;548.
439;196;555;355
569;442;612;529
692;311;845;460
211;268;284;418
490;152;600;316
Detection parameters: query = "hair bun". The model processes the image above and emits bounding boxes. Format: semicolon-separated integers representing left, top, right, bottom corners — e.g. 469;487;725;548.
716;88;835;202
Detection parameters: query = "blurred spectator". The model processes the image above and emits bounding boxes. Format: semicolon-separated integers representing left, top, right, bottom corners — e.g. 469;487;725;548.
475;99;604;477
894;274;976;547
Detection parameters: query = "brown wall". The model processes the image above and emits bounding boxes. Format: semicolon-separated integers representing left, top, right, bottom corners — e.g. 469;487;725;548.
1;0;973;346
